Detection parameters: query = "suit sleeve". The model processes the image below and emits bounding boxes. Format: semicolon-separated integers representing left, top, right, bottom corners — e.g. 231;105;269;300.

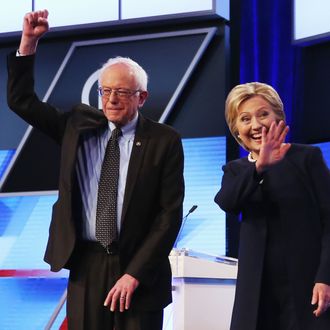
214;160;264;215
7;52;68;144
307;147;330;284
125;132;184;286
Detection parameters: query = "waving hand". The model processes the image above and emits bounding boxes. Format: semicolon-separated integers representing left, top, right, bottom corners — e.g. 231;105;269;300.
256;120;291;173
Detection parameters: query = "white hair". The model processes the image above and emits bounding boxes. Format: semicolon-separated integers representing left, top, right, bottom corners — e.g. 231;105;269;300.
98;56;148;91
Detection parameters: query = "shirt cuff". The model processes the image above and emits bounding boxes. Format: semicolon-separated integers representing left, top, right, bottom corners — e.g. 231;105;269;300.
16;49;27;57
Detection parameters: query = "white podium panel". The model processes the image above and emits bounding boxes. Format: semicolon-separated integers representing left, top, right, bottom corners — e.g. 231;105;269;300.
168;249;238;330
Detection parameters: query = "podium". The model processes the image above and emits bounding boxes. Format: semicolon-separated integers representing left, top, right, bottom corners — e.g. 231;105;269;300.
168;249;238;330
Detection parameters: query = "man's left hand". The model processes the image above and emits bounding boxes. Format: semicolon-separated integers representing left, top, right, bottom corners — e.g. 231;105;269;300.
104;273;139;312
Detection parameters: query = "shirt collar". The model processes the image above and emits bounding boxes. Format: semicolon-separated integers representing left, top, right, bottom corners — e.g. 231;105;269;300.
108;112;138;137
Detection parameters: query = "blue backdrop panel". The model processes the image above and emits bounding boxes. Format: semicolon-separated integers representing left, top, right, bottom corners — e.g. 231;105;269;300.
177;136;226;255
0;193;57;269
0;277;67;329
0;136;227;266
0;150;15;180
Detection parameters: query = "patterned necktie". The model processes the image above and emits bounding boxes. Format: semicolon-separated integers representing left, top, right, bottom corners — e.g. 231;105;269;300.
96;127;122;248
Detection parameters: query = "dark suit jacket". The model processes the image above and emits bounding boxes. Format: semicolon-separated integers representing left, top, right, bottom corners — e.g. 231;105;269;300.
215;144;330;330
7;53;184;311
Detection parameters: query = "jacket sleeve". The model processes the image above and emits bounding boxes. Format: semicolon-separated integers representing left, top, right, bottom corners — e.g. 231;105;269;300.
7;52;68;144
214;159;264;215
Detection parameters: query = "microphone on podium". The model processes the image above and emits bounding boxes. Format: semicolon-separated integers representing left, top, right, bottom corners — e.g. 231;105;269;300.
173;205;198;248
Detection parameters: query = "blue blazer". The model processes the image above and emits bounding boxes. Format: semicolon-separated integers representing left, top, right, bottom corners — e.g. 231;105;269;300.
215;144;330;330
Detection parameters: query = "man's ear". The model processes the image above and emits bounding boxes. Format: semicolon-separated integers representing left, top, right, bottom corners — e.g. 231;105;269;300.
138;91;148;108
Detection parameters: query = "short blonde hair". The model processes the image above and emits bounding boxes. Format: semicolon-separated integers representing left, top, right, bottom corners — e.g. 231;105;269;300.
225;82;286;148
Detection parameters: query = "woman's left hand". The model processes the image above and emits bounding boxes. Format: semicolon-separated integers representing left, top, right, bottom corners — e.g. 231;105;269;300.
256;120;291;173
312;282;330;317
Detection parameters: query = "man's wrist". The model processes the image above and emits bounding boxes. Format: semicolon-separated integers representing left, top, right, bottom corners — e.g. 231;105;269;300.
16;49;27;57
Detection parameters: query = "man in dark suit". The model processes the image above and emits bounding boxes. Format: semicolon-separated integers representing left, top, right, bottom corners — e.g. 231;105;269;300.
7;10;184;330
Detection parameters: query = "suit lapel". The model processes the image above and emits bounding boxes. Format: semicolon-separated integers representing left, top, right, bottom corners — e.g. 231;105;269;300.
121;115;149;223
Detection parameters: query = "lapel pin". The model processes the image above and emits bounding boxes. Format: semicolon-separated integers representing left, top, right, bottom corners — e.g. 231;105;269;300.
136;141;141;147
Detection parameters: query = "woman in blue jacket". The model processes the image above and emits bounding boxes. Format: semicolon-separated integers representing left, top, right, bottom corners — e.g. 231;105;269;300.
215;82;330;330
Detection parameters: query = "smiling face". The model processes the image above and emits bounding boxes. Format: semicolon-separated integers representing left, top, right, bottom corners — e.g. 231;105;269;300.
236;95;280;158
99;63;148;126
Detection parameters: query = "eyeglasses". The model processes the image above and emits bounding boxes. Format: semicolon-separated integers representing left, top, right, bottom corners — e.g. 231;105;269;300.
97;87;141;99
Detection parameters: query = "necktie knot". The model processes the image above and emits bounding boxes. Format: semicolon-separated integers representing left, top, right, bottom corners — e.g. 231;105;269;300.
111;127;122;141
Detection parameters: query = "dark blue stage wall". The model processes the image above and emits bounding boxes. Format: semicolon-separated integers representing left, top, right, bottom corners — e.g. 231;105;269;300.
234;0;330;146
238;0;298;142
